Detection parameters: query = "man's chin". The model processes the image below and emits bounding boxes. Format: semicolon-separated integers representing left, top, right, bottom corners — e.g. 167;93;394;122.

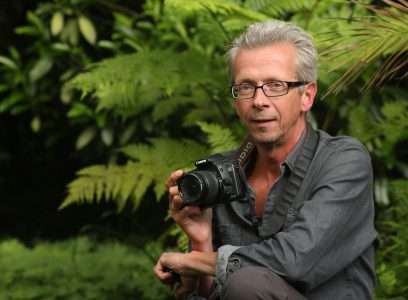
249;132;283;147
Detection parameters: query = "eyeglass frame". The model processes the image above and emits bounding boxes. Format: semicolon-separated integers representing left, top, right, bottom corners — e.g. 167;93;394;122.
231;80;308;100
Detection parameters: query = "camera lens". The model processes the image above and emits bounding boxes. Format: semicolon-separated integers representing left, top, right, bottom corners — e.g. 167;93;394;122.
179;170;220;206
179;173;203;203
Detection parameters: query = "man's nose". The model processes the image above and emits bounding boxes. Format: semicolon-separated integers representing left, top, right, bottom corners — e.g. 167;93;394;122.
252;86;270;108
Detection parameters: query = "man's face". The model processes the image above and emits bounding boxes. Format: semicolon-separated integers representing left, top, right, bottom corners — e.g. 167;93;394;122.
232;42;316;147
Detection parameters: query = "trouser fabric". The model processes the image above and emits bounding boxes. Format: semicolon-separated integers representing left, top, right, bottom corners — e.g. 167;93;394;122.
221;267;307;300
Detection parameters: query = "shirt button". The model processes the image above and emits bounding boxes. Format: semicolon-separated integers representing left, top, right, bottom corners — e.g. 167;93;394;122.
228;257;241;273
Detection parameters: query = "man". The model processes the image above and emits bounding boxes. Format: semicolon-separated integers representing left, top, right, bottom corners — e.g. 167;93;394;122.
154;20;377;300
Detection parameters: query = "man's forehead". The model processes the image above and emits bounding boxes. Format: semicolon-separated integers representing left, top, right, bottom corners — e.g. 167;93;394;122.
233;43;298;82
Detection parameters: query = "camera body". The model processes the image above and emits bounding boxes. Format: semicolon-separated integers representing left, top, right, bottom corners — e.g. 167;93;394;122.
177;154;245;207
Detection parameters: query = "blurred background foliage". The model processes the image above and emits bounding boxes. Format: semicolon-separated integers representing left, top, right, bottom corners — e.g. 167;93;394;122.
0;0;406;299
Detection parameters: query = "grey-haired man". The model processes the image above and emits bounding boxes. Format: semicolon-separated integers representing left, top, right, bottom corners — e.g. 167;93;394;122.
154;20;376;300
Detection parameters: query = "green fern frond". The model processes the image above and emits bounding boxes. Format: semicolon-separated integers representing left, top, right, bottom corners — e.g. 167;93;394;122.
60;163;141;212
125;138;208;200
68;50;186;115
320;1;408;95
347;99;408;168
61;138;208;211
165;0;268;21
377;100;408;165
120;138;208;169
347;106;379;145
68;48;228;124
198;121;239;153
389;179;408;205
245;0;313;17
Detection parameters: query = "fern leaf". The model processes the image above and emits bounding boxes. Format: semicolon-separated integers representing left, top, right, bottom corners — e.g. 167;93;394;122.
68;50;184;115
165;0;268;21
198;121;239;153
62;138;208;211
61;163;140;211
121;138;209;200
245;0;314;17
347;99;408;169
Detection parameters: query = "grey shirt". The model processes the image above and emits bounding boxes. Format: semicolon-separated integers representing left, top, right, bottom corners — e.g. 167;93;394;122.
212;129;377;299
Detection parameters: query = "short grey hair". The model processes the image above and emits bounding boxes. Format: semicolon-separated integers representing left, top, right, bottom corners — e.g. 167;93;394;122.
227;20;318;83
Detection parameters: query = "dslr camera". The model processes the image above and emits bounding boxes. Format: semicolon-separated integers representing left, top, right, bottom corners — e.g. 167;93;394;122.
177;154;245;207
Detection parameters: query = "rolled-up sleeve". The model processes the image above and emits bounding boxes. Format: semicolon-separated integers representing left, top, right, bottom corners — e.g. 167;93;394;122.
222;141;376;290
216;245;241;285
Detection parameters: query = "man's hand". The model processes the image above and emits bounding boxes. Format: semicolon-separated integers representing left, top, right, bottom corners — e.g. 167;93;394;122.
154;251;217;279
166;170;213;247
153;252;199;300
154;251;217;298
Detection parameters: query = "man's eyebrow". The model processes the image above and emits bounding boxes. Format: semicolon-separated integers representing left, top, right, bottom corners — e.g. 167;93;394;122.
234;78;257;85
235;78;281;85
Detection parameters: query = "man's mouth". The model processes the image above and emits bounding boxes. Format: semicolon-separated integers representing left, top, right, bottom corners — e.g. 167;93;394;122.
251;117;277;123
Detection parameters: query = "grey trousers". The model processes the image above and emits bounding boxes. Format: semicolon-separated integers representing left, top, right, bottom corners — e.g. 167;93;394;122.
220;267;307;300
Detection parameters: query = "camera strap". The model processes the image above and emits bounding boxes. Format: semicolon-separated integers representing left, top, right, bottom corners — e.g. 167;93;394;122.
259;124;319;236
235;137;255;168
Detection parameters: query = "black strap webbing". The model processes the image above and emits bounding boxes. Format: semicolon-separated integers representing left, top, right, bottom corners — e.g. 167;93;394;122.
259;124;319;237
235;136;255;168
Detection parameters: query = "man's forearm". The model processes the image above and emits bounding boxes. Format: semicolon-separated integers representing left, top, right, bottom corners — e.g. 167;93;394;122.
187;238;215;297
184;251;217;276
185;250;216;298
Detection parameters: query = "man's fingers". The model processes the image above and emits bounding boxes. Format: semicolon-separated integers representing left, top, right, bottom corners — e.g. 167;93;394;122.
153;266;172;282
165;170;184;188
169;185;179;197
171;195;184;210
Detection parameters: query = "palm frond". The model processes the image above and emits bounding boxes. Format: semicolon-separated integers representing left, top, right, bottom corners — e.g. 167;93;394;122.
320;1;408;95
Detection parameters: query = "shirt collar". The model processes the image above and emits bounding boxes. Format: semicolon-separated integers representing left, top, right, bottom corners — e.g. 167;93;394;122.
283;127;307;172
241;126;308;173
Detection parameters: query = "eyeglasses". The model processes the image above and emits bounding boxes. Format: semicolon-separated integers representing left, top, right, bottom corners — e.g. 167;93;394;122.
231;80;308;100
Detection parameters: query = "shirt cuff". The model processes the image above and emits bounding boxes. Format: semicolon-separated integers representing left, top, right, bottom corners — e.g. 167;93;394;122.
215;245;241;287
185;293;207;300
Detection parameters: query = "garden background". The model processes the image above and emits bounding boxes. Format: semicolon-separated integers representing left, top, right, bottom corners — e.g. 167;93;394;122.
0;0;407;299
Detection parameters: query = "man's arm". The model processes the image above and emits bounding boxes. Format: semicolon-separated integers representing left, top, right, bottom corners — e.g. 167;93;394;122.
154;251;217;278
154;170;216;298
154;251;217;298
190;238;216;297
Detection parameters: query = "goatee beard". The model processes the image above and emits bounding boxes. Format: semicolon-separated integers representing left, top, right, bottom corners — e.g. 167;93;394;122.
250;133;284;149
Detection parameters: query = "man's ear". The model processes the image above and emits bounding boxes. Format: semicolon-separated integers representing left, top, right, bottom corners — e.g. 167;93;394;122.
301;81;317;112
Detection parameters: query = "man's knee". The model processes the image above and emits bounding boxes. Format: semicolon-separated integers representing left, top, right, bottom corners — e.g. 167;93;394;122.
222;267;266;299
222;267;306;300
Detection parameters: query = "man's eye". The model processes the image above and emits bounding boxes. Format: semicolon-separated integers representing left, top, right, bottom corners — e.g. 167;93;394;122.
239;84;253;92
267;82;285;89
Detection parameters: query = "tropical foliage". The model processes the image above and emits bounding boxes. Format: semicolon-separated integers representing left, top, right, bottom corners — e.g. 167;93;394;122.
0;0;407;299
0;237;172;300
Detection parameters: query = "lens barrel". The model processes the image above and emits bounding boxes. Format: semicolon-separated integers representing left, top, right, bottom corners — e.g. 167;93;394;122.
178;170;220;206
